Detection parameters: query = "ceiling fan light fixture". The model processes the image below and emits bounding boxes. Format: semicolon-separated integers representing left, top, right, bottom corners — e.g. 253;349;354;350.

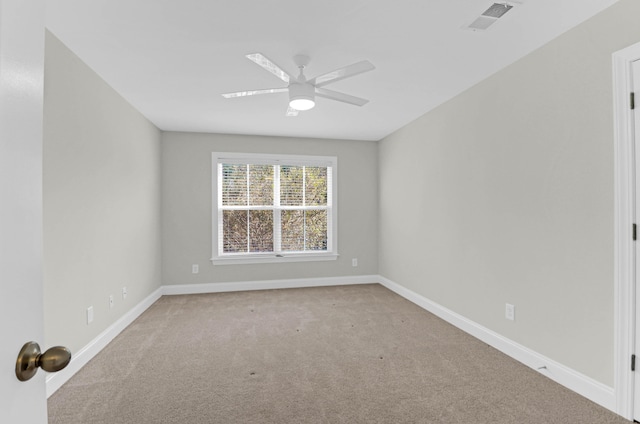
289;97;315;111
289;82;315;111
221;53;374;116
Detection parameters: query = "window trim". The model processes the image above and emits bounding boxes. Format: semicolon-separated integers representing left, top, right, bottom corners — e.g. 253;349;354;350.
211;152;338;265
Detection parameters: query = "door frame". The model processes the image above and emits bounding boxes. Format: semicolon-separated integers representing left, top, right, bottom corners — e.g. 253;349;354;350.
613;41;640;420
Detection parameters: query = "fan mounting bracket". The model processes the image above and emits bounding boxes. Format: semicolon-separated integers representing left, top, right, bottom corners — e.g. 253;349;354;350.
293;54;310;69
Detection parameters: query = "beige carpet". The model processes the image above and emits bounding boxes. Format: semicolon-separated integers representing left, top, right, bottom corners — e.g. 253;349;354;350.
48;284;630;423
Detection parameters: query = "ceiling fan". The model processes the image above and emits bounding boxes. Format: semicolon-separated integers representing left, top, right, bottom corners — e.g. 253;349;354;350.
221;53;375;116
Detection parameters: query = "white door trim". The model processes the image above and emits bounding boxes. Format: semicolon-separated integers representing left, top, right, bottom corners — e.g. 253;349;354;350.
613;41;640;420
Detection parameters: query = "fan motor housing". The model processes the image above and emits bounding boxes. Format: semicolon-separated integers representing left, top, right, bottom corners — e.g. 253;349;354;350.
289;82;315;110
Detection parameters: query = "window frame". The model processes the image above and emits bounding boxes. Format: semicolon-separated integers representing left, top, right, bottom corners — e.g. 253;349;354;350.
211;152;338;265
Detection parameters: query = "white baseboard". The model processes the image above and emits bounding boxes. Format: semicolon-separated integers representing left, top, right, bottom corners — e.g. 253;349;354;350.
377;276;616;413
46;274;617;415
162;275;379;295
45;287;163;398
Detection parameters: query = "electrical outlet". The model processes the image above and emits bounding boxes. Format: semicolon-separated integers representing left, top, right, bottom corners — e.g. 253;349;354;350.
352;258;358;267
109;295;114;309
505;303;515;321
87;306;94;324
122;286;127;300
192;264;199;274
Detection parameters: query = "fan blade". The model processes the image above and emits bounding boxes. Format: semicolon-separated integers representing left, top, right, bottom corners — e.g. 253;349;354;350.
312;60;375;88
286;106;299;117
221;88;288;98
246;53;292;83
315;87;369;106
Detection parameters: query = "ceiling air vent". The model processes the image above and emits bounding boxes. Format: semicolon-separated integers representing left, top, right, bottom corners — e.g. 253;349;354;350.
466;2;515;31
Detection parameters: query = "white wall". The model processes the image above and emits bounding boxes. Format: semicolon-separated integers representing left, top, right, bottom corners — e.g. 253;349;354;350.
43;32;162;355
378;0;640;387
162;132;378;285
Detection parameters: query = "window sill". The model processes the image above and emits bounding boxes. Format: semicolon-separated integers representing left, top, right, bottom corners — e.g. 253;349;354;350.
210;253;339;265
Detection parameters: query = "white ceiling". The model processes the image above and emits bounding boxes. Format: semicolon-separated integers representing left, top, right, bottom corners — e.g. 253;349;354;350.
45;0;619;141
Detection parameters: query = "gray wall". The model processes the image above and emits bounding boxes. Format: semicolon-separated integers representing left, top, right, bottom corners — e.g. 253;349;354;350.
378;0;640;387
162;132;378;285
43;32;162;355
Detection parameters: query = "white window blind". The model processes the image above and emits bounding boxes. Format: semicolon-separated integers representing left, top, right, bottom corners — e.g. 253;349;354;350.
212;153;337;264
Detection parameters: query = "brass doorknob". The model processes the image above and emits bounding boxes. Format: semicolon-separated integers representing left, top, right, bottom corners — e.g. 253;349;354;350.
16;342;71;382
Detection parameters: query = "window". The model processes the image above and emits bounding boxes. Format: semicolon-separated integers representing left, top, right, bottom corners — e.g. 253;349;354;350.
212;152;338;264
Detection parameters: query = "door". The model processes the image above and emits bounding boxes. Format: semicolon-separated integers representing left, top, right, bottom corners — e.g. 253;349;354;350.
633;58;640;422
0;0;48;423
